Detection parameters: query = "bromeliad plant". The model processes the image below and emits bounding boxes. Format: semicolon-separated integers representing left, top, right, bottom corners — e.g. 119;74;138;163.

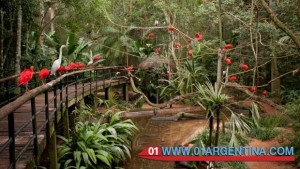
58;112;138;169
195;81;260;147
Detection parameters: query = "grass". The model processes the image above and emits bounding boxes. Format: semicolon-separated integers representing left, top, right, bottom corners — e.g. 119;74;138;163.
248;115;283;141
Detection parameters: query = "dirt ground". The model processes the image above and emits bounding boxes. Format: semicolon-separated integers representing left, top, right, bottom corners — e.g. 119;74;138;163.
245;136;297;169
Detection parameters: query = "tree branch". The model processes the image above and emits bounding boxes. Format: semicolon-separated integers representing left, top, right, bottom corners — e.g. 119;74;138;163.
128;72;197;108
224;82;284;110
260;0;300;49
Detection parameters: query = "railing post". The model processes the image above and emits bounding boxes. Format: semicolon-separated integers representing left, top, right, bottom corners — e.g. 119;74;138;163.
8;112;15;169
59;80;63;126
104;87;109;100
75;74;78;102
122;83;128;101
82;72;84;98
95;69;98;91
90;70;92;95
44;90;50;146
5;80;9;102
64;76;69;138
31;97;39;165
103;69;106;93
53;85;58;131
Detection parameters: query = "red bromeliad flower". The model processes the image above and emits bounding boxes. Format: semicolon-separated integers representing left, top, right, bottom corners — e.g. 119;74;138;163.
93;56;101;62
229;76;237;81
155;48;161;53
224;44;233;50
168;27;175;31
224;58;232;65
195;32;202;41
240;64;249;70
249;87;256;92
262;90;267;95
57;66;65;73
125;65;134;72
188;49;193;56
175;42;181;48
149;33;155;38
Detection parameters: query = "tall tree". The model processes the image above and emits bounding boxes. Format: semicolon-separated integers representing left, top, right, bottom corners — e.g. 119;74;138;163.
15;0;22;75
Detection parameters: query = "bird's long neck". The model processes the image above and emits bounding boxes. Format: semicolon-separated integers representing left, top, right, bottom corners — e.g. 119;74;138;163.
58;45;65;64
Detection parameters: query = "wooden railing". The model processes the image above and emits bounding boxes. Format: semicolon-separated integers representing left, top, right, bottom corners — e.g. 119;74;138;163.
0;66;129;169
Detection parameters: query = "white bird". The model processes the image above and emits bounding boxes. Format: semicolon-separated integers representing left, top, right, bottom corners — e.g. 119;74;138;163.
87;60;93;67
50;45;66;76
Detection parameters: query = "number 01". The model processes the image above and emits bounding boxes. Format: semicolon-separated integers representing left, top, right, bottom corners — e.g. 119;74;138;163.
148;147;158;155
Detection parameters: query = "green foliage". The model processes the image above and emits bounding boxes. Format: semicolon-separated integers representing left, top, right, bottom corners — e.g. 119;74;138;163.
280;86;300;104
177;58;207;94
189;129;248;169
248;127;280;141
195;81;229;116
58;112;138;169
285;97;300;166
247;115;282;141
72;100;95;122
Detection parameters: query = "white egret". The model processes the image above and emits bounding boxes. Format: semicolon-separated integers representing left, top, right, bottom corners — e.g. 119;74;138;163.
50;45;66;76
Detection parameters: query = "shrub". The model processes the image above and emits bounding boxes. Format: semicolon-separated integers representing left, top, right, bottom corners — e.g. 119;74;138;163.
285;97;300;167
58;112;138;169
248;127;280;141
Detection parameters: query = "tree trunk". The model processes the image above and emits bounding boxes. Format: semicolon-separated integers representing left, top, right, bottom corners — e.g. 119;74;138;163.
214;108;221;146
208;112;214;147
297;0;300;21
215;0;223;92
49;0;55;32
0;9;4;74
15;0;22;75
271;56;280;100
39;0;45;46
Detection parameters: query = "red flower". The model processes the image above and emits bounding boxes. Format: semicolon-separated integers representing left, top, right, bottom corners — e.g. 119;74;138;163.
155;48;161;53
93;56;101;61
224;58;232;65
175;42;181;48
240;64;249;70
229;76;236;81
262;90;267;95
57;66;65;73
125;65;134;72
168;27;175;31
39;68;49;80
249;87;256;92
188;49;193;56
149;33;155;37
195;32;202;41
224;44;233;50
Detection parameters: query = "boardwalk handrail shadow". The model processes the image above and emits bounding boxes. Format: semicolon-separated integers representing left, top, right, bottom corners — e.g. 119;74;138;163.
0;66;128;169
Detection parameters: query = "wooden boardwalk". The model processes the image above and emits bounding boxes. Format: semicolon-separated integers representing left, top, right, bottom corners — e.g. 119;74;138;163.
0;77;128;169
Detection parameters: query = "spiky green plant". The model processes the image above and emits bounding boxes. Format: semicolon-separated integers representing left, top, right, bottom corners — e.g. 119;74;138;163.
58;112;138;169
195;81;229;147
195;81;260;147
